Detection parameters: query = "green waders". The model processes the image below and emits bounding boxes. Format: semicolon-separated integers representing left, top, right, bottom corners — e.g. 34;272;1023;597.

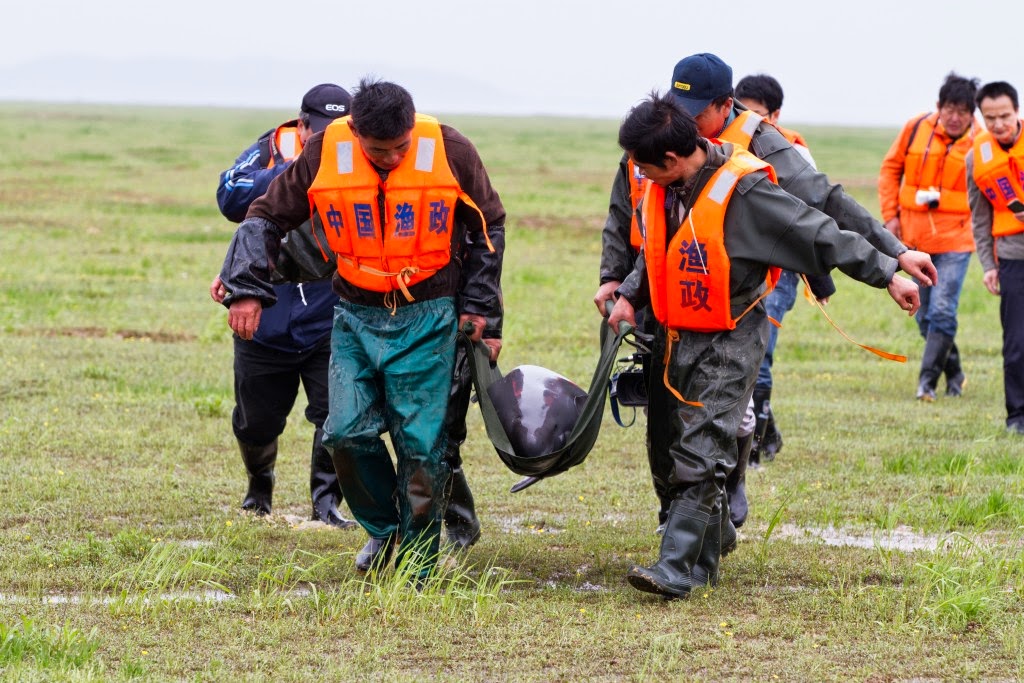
323;298;457;578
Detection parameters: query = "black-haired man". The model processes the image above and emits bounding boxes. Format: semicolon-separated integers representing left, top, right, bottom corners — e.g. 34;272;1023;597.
212;83;356;528
218;78;506;579
879;72;980;402
608;93;919;599
967;81;1024;434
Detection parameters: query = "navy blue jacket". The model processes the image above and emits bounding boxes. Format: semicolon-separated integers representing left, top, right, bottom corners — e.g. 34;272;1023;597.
217;127;335;352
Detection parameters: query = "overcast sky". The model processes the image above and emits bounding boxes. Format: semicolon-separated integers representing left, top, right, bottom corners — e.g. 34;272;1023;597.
3;0;1022;126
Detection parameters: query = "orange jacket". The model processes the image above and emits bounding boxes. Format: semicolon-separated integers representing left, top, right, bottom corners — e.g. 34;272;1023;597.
642;147;778;332
972;124;1024;238
308;114;484;298
878;112;976;252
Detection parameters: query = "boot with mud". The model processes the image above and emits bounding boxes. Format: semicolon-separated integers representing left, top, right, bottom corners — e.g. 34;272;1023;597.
443;466;481;550
626;481;718;599
238;438;276;515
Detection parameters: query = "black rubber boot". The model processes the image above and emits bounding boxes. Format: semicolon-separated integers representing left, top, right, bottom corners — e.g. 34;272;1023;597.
726;432;753;529
917;331;955;402
443;467;481;550
626;481;717;599
355;535;395;573
239;439;276;515
692;494;723;588
310;429;357;529
944;341;966;397
721;495;738;558
750;387;771;465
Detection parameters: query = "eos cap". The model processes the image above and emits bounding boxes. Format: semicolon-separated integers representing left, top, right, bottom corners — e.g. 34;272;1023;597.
670;53;733;117
300;83;352;133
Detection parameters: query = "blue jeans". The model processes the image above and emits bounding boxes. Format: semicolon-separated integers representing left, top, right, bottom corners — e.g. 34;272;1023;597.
915;251;971;339
756;270;799;389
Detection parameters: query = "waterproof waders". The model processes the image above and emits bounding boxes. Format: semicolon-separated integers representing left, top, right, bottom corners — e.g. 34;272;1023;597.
442;344;481;549
323;298;456;579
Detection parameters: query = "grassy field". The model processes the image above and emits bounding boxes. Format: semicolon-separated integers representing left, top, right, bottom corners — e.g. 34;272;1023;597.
0;103;1022;681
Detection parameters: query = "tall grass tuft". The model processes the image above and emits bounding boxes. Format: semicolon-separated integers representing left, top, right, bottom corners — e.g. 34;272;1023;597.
912;532;1020;630
0;616;100;671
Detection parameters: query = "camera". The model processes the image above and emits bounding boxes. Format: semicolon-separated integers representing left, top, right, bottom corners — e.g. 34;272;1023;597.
915;188;941;209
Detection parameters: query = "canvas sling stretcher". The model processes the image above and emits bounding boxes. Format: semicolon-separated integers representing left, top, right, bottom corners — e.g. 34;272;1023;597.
459;306;633;492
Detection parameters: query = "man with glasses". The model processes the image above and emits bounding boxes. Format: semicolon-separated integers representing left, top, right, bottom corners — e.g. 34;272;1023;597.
879;73;980;401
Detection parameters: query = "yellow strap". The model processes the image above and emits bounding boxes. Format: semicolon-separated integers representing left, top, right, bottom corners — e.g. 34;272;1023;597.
734;287;774;327
459;190;495;253
661;329;704;408
800;274;907;362
337;257;437;315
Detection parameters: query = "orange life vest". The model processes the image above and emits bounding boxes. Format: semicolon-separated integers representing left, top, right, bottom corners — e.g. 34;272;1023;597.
778;126;808;148
972;124;1024;238
717;109;763;150
897;113;973;215
627;159;645;250
642;147;779;332
268;123;302;168
308;114;486;299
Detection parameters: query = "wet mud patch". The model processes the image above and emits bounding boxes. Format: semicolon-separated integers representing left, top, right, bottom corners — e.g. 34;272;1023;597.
25;327;195;343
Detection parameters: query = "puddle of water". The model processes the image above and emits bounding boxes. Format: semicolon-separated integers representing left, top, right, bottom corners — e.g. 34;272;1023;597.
772;524;944;552
575;581;604;592
492;515;565;535
0;590;240;605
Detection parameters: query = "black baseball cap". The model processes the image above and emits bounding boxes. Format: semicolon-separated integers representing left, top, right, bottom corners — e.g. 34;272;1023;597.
670;53;733;117
300;83;352;133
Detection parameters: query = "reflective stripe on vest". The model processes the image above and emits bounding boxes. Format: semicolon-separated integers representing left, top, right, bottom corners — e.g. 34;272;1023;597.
717;109;762;150
268;124;302;168
642;147;779;332
897;113;973;214
972;125;1024;237
307;114;484;296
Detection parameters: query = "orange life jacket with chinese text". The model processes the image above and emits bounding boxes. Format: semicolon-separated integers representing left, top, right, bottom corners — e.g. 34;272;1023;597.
642;147;779;332
308;114;485;298
972;124;1024;238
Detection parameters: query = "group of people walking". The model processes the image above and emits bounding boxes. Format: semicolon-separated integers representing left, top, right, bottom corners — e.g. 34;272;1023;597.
212;55;1024;599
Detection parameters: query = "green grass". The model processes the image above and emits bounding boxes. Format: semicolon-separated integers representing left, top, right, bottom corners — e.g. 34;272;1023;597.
1;103;1022;681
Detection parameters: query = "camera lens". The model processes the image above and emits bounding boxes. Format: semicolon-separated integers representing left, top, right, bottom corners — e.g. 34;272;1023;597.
928;199;940;209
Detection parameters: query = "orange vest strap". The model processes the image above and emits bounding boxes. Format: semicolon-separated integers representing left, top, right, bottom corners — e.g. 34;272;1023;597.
661;329;704;407
800;274;907;362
